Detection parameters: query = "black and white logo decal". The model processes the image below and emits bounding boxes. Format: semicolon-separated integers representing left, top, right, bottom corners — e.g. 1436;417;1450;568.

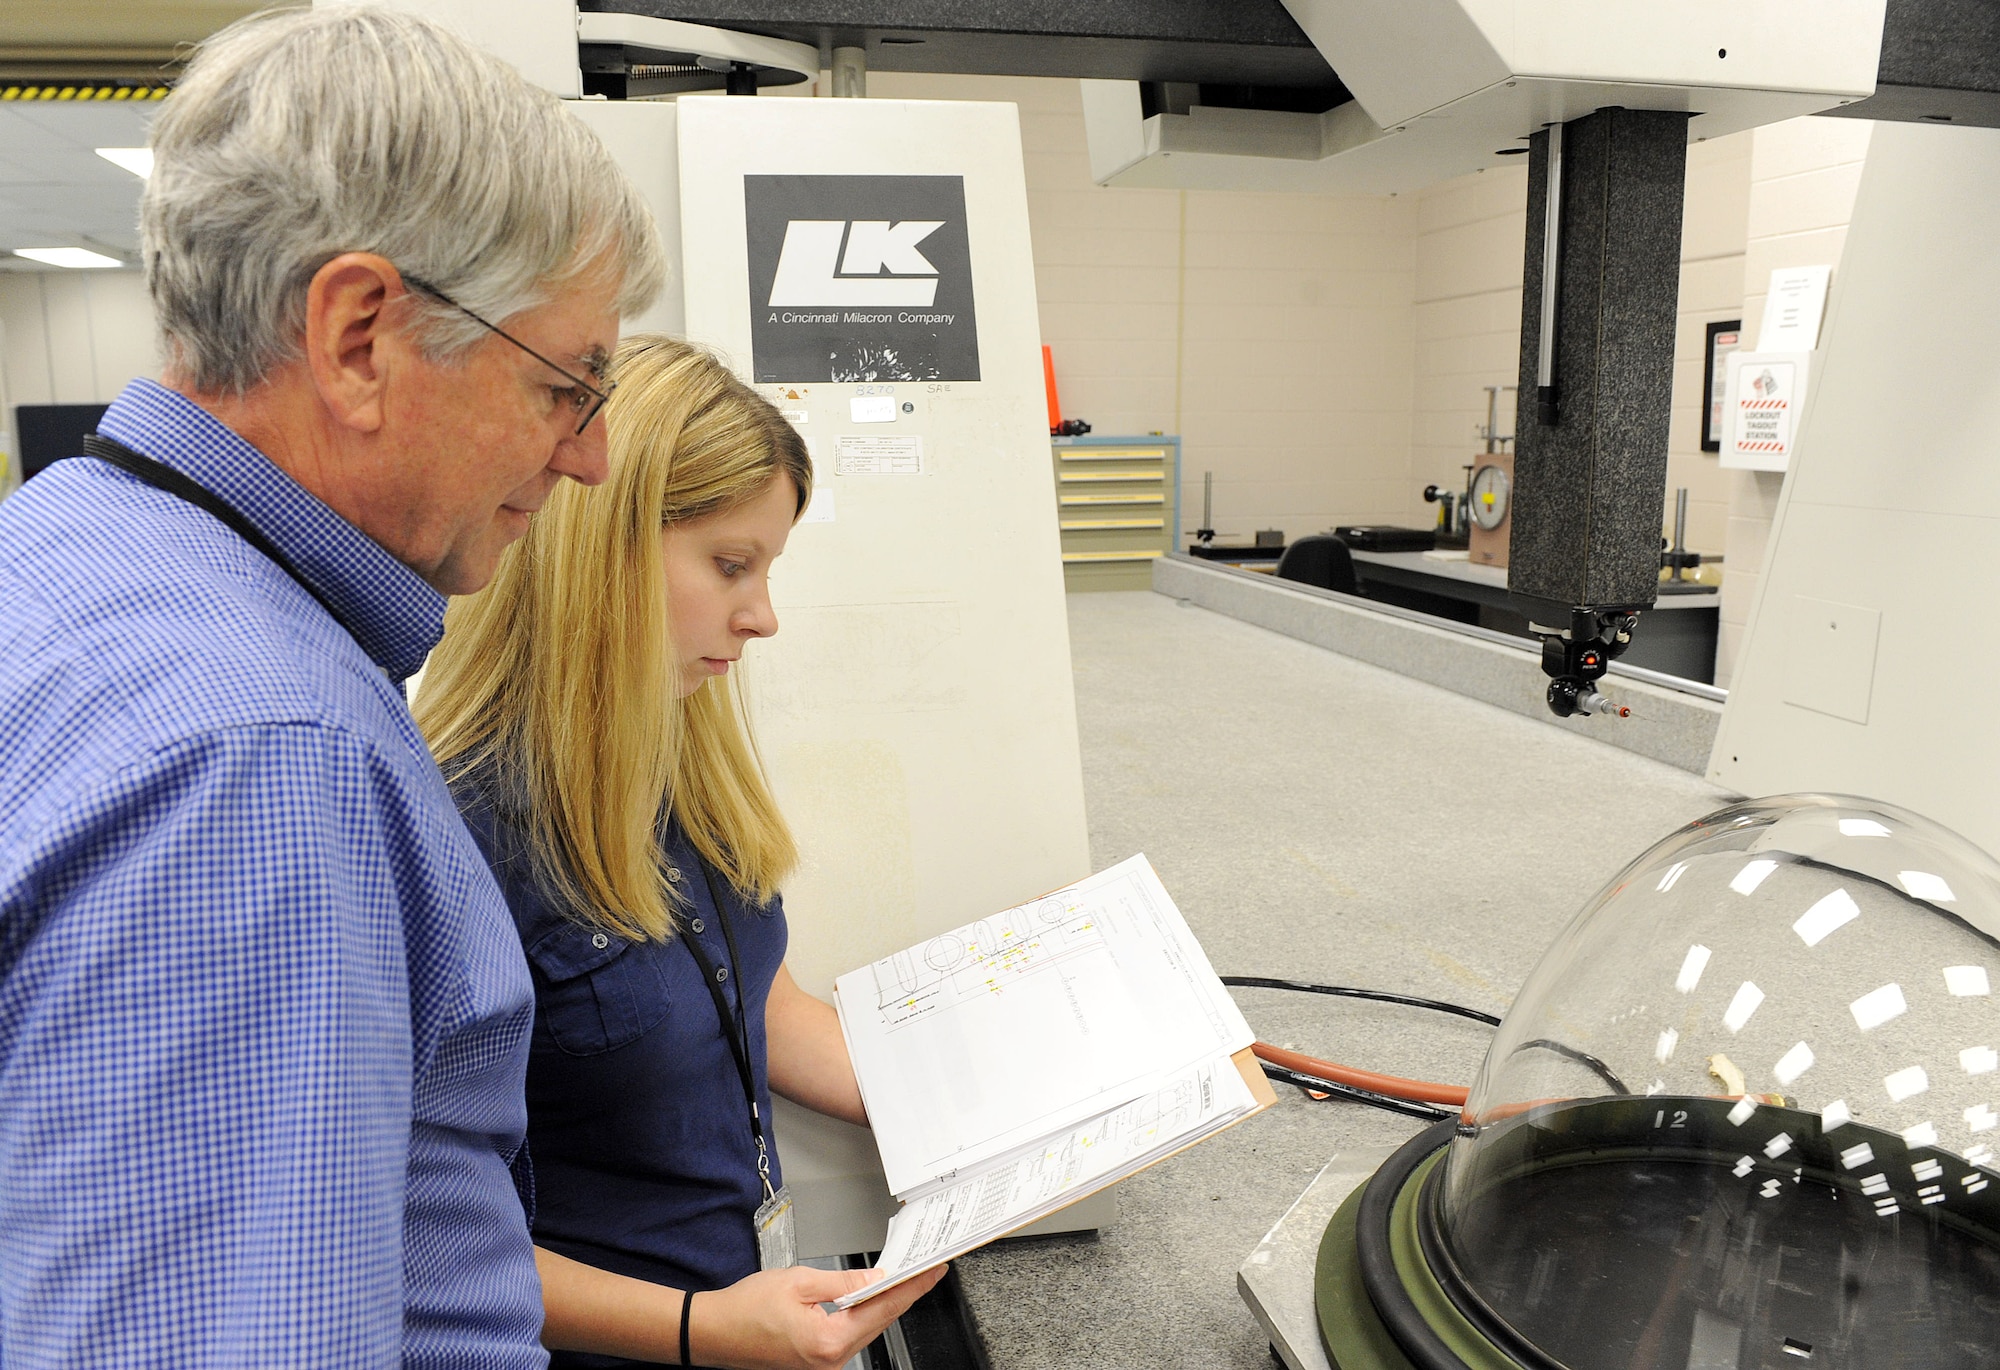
745;175;979;384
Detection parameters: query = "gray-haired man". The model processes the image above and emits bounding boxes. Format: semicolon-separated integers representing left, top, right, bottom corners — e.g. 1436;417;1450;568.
0;9;662;1365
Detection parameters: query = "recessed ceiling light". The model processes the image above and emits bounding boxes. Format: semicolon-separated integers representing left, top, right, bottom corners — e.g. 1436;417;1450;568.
96;147;154;179
13;247;124;269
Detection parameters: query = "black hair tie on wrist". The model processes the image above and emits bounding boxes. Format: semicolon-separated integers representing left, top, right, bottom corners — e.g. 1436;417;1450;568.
680;1288;695;1367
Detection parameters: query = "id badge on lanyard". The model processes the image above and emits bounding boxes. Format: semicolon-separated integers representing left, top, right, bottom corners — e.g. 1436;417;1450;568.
750;1080;794;1270
755;1182;797;1271
688;862;798;1270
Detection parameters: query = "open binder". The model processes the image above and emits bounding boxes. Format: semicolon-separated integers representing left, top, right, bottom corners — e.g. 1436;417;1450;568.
830;854;1276;1307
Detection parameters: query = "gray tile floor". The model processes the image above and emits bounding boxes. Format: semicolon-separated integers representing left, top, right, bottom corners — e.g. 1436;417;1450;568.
952;591;1729;1369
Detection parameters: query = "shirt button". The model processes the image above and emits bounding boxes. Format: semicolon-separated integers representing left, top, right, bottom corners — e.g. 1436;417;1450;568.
691;918;706;934
591;933;609;949
666;867;682;884
715;967;729;985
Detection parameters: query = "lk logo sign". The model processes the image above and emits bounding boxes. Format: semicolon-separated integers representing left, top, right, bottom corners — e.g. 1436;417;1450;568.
769;220;945;307
745;175;980;383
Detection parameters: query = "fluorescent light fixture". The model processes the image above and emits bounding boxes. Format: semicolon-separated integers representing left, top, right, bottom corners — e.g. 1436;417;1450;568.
1945;965;1991;997
1674;943;1712;994
1722;979;1765;1033
1850;981;1909;1032
13;248;123;269
1773;1041;1815;1086
96;147;154;179
1793;888;1860;947
1883;1064;1929;1102
1729;859;1779;895
1899;869;1957;902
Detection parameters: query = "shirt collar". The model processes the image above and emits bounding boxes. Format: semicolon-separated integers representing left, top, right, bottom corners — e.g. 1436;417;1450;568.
96;378;447;682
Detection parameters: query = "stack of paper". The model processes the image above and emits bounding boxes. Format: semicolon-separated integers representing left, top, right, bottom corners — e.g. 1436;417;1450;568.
831;854;1271;1307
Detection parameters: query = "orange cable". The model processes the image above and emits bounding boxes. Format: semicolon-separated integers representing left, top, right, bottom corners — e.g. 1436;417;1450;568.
1253;1041;1469;1107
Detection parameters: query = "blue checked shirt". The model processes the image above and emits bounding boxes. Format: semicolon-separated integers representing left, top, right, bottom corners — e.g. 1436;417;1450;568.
0;379;546;1367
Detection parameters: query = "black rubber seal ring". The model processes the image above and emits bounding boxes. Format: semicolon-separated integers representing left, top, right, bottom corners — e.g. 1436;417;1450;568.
1354;1118;1471;1370
1415;1156;1570;1370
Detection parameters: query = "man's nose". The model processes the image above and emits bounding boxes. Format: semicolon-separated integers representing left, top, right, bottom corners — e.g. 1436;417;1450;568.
550;416;610;487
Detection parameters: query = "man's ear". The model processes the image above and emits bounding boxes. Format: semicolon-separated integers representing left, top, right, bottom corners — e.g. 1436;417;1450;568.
303;253;405;434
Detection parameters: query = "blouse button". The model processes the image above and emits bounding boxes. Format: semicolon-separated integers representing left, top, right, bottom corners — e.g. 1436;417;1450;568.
666;867;682;884
591;933;609;949
715;967;729;985
691;918;706;934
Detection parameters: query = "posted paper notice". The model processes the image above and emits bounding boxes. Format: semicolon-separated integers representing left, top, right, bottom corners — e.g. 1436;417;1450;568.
1757;265;1831;352
836;434;924;475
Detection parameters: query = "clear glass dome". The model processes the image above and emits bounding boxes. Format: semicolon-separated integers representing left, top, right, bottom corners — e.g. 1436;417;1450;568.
1435;794;2000;1369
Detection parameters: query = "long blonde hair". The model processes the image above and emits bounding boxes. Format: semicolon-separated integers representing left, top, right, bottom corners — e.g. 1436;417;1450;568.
416;335;813;940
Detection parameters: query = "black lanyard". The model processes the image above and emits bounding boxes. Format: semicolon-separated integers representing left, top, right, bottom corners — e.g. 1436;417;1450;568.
679;860;776;1203
75;433;360;644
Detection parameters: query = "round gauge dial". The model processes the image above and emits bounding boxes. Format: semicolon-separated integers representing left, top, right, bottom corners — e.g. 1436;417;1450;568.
1471;462;1511;531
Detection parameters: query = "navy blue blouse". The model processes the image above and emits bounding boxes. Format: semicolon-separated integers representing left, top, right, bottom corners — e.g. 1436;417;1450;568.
453;772;789;1367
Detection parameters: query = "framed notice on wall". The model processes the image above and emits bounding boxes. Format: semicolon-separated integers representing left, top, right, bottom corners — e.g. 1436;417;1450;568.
1701;319;1742;453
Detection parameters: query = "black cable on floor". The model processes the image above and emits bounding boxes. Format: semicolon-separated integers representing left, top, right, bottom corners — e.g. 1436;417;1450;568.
1222;976;1501;1027
1514;1037;1631;1094
1258;1062;1456;1122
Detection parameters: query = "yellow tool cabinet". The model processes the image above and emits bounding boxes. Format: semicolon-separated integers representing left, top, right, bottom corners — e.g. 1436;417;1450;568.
1051;435;1181;592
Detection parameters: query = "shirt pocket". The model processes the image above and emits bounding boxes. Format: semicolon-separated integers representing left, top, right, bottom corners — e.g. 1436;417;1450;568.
523;921;673;1057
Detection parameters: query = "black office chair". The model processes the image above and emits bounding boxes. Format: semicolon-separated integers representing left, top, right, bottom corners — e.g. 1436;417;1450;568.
1274;534;1359;595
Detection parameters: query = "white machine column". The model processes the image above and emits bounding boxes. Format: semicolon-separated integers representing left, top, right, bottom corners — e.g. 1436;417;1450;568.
673;94;1096;1256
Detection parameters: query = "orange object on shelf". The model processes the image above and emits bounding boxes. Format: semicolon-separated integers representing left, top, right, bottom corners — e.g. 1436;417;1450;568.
1042;344;1062;433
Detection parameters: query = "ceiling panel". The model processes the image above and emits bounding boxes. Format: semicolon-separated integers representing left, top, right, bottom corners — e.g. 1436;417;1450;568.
0;103;155;267
0;1;257;50
10;101;161;147
0;2;234;268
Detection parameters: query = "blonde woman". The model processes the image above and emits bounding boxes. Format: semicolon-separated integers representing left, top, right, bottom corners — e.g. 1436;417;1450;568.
416;336;942;1369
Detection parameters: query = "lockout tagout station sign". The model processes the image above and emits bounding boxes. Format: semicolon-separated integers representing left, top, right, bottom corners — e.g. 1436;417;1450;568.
1720;349;1811;472
744;175;981;385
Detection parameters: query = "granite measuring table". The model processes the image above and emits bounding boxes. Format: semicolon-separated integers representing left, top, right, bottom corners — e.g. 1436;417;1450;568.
1347;550;1720;685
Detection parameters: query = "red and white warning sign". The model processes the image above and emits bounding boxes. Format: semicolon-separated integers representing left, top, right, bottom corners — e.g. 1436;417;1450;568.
1721;350;1810;472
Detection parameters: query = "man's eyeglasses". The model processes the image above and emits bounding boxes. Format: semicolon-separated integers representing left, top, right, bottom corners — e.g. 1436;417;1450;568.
403;275;614;435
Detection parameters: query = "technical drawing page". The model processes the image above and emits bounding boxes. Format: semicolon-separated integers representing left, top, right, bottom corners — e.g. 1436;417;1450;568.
834;854;1251;1195
841;936;1153;1196
1083;855;1252;1064
834;1053;1258;1309
841;855;1250;1189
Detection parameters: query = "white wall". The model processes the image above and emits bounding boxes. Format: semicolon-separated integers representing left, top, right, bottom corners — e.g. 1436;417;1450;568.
1408;164;1526;515
0;269;161;491
1715;117;1873;684
1709;120;2000;854
1668;131;1755;558
0;317;11;491
869;72;1419;543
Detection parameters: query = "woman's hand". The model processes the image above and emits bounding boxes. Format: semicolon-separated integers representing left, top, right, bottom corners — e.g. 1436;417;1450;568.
695;1263;949;1370
536;1246;946;1370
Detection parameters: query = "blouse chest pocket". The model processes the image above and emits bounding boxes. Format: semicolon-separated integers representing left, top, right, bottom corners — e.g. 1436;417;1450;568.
524;921;673;1057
